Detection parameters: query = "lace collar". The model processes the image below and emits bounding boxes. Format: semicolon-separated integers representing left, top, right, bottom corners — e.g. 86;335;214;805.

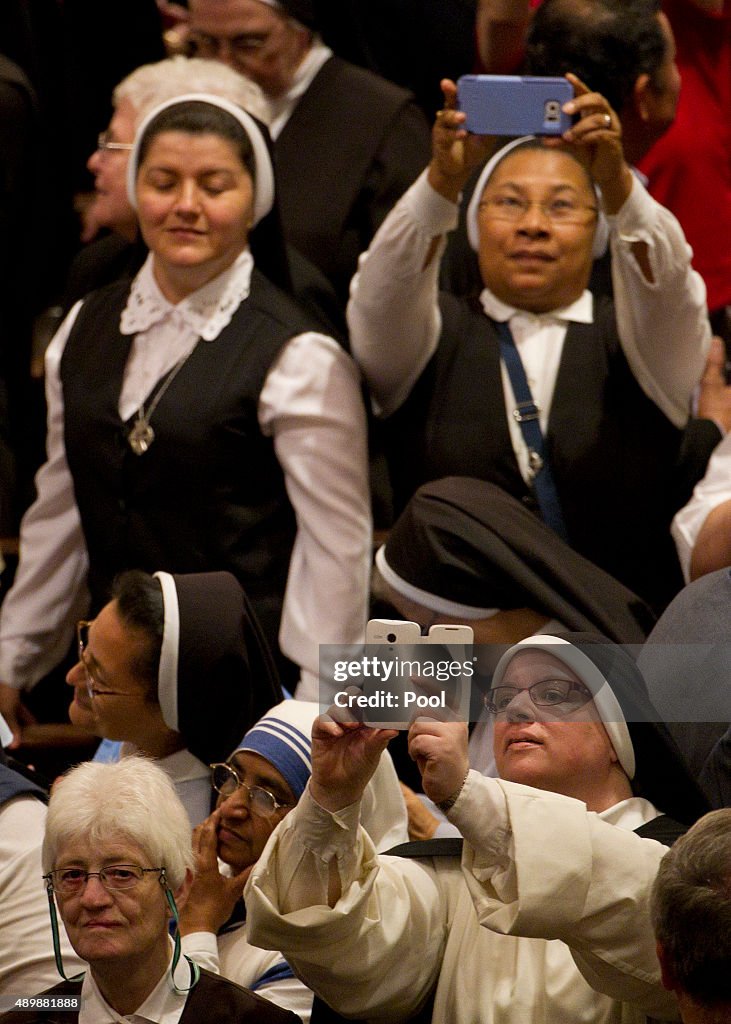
120;249;254;340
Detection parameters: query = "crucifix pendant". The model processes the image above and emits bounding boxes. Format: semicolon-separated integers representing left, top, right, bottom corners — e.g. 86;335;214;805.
128;419;155;455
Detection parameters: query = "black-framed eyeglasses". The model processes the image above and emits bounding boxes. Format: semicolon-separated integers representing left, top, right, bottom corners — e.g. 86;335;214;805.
484;678;594;717
96;131;134;153
210;762;293;818
44;863;165;896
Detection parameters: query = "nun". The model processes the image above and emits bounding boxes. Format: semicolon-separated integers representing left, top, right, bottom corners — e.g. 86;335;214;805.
348;76;710;614
486;633;710;831
375;476;656;646
241;636;709;1024
179;699;409;1021
66;569;282;824
374;475;656;788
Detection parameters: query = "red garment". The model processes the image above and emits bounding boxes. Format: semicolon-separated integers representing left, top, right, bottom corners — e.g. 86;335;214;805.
638;1;731;310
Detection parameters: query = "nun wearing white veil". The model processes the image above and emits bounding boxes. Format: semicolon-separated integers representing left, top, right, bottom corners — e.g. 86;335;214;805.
0;92;371;745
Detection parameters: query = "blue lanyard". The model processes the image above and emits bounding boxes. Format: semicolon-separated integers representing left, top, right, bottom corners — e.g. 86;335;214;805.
494;319;570;542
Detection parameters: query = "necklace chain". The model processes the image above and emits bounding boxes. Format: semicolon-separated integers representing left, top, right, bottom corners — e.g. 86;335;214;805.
127;354;191;455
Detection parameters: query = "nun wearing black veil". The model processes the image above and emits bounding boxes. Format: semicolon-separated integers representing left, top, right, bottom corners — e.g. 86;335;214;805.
373;475;656;788
68;569;282;826
375;476;656;647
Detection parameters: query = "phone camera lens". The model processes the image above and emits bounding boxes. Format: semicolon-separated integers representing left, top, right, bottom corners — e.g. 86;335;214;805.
544;99;561;125
387;632;397;643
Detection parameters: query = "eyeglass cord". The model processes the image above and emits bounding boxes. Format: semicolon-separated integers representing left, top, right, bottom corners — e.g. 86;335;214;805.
165;881;201;994
44;873;201;994
46;882;85;984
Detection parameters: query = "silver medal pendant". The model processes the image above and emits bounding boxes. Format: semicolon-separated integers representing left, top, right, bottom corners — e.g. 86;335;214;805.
128;419;155;456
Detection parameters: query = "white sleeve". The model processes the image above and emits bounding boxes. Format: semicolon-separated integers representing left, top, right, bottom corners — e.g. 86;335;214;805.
0;303;90;690
347;170;458;417
609;175;710;428
258;334;371;702
253;972;313;1023
671;431;731;581
450;773;677;1020
246;787;444;1024
182;928;313;1021
181;931;220;974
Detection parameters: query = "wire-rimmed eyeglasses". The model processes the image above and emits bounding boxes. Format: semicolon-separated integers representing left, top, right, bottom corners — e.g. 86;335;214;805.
479;195;598;225
44;863;165;896
97;131;134;153
210;762;294;818
484;678;594;717
76;619;134;700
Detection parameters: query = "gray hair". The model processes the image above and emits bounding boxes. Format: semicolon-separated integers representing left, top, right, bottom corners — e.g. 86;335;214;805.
42;757;194;889
113;55;269;127
651;808;731;1008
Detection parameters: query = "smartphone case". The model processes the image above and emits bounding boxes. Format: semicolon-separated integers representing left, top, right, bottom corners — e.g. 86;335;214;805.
457;75;573;136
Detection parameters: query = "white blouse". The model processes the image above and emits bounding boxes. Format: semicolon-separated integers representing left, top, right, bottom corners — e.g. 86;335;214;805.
0;250;372;700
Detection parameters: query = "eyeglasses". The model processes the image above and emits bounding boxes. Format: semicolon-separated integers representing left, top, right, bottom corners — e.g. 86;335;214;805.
479;195;598;225
484;678;594;716
76;619;100;696
76;620;137;701
44;863;165;896
97;132;134;153
210;762;294;818
186;31;272;61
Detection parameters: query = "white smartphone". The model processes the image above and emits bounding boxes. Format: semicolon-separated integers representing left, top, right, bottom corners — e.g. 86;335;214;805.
365;618;422;646
361;619;474;728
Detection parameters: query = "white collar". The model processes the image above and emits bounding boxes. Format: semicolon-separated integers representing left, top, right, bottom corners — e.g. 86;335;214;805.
265;38;332;136
120;744;209;783
479;287;594;326
80;943;188;1024
598;796;659;831
284;36;331;105
121;250;254;341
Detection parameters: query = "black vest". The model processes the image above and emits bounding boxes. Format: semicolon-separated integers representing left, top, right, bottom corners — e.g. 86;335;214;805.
61;270;320;659
274;56;430;302
386;291;685;611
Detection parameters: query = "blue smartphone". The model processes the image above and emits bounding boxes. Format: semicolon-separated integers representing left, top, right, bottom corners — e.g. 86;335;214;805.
457;75;573;136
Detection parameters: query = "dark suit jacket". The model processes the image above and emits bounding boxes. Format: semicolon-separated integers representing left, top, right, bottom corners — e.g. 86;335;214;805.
274;54;431;303
0;969;301;1023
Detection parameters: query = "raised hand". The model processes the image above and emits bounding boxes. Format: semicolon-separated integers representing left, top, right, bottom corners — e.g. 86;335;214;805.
400;782;441;841
560;73;633;214
178;809;252;935
309;693;398;813
408;717;469;807
428;78;497;203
